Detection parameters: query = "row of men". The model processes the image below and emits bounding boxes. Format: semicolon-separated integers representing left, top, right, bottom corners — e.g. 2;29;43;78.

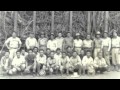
4;30;120;71
0;48;108;76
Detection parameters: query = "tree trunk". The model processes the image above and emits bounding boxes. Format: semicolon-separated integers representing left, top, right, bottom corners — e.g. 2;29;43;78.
105;11;109;32
33;11;36;35
14;11;18;34
69;11;73;33
51;11;54;33
87;11;91;34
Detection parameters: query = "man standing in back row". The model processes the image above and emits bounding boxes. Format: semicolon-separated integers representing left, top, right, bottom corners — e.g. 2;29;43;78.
94;31;102;58
5;32;22;59
25;32;38;50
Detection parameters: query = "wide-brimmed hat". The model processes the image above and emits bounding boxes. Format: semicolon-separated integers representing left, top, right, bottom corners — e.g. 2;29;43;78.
96;31;101;35
71;72;79;78
76;33;80;36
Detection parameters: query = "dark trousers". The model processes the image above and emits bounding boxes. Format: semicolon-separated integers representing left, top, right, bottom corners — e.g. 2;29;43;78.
95;67;107;73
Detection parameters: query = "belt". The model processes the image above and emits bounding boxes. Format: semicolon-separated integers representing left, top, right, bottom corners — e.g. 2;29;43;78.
75;47;82;48
112;47;120;48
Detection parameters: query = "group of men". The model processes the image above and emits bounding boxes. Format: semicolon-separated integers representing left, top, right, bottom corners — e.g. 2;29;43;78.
0;29;120;76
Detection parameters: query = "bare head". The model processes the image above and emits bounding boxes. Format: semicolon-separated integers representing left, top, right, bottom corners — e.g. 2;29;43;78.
39;49;44;57
58;32;62;38
29;33;34;38
86;34;91;40
12;32;17;38
86;51;91;58
5;52;10;58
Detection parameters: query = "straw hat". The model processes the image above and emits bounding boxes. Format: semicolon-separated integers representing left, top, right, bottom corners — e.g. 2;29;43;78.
96;31;101;35
71;72;79;78
76;33;80;36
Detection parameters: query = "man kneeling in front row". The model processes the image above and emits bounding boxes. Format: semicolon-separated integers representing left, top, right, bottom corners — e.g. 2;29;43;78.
8;51;26;75
94;52;108;74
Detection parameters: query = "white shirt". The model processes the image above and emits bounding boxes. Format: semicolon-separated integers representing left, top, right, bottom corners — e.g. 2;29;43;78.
70;55;82;66
12;56;26;67
60;56;70;65
38;38;48;46
55;37;64;49
82;56;94;66
83;39;93;48
25;37;38;49
36;54;47;64
112;36;120;47
47;40;57;51
54;53;62;66
74;39;83;48
102;37;111;51
94;57;107;68
5;37;22;48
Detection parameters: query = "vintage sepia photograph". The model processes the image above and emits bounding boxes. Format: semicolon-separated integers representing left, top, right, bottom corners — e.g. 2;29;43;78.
0;11;119;79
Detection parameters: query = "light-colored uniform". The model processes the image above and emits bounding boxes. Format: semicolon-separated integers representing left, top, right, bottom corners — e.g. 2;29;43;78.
25;37;38;50
36;54;47;65
83;39;93;54
47;40;57;51
60;56;70;71
111;36;120;65
94;38;102;58
102;37;111;65
94;57;108;68
12;56;26;71
5;37;22;59
73;39;83;55
38;38;48;52
82;56;94;72
55;37;64;51
54;53;62;68
0;56;11;71
69;55;82;71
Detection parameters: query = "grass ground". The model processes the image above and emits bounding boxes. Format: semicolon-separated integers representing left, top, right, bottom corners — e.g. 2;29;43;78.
0;71;120;79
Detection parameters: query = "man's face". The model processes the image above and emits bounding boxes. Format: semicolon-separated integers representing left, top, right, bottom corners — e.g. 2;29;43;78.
113;32;117;37
86;35;91;40
46;49;51;54
28;50;33;55
40;51;44;56
67;33;71;37
12;32;16;38
81;50;84;55
76;36;79;39
21;50;25;54
41;34;45;38
104;33;108;38
86;52;91;57
73;52;77;57
67;47;72;52
56;50;61;54
16;52;21;58
96;34;100;38
5;52;9;58
50;52;54;58
33;48;38;53
58;33;62;38
62;53;66;58
30;34;34;38
98;53;102;59
51;35;54;40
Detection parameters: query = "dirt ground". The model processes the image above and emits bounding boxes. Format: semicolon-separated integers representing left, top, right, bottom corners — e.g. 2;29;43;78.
0;71;120;79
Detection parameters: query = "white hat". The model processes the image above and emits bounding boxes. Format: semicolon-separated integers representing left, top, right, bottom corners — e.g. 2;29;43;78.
71;72;79;78
76;33;80;36
96;31;101;35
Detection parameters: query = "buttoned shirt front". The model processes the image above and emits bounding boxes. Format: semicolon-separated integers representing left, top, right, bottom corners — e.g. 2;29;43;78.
112;36;120;47
102;37;111;51
74;39;83;48
47;40;57;51
94;57;107;67
36;54;47;64
82;56;94;66
83;39;93;48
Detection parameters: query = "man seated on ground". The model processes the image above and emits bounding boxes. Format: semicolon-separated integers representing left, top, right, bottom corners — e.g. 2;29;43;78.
69;51;82;75
0;51;12;74
60;52;70;75
21;48;28;58
24;49;36;76
45;48;51;58
94;52;108;74
46;51;56;75
82;51;94;75
9;51;26;75
54;48;62;74
33;47;39;56
36;49;47;76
